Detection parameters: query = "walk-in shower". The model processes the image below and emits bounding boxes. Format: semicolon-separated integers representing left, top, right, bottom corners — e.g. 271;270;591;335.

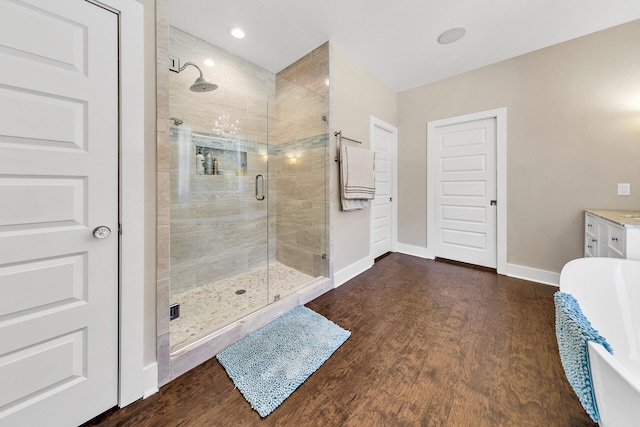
166;26;329;355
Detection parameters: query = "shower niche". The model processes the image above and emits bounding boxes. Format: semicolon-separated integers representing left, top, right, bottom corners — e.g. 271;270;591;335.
195;143;249;176
165;25;329;358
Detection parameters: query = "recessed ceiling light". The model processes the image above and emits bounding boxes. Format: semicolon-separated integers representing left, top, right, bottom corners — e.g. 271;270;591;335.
437;27;466;45
204;59;215;67
229;27;245;39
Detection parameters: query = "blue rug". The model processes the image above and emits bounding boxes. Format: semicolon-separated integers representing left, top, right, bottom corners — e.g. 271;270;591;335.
554;291;613;422
216;305;351;417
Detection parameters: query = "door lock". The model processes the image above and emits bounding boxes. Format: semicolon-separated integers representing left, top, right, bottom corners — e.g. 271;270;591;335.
490;200;497;206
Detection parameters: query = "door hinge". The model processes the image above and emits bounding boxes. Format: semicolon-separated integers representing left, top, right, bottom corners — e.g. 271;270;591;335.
118;223;122;234
390;197;392;202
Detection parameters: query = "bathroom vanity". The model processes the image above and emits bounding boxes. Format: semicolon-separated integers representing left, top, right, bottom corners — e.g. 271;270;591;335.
584;210;640;260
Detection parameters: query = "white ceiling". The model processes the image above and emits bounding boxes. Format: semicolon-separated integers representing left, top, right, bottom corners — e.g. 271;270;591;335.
168;0;640;93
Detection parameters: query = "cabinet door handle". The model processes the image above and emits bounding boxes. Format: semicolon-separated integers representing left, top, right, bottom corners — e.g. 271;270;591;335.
592;239;597;243
587;224;592;228
611;237;618;242
587;245;593;249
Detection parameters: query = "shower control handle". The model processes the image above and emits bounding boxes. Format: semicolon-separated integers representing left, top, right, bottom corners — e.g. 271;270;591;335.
255;174;265;201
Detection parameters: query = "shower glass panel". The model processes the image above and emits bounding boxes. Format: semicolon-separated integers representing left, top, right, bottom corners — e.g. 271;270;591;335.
168;25;328;354
271;74;329;288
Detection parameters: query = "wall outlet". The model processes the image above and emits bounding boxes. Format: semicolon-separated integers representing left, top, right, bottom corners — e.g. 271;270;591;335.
617;183;631;196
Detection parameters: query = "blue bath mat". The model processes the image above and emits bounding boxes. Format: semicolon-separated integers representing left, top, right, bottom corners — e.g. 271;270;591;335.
216;305;351;417
554;291;613;423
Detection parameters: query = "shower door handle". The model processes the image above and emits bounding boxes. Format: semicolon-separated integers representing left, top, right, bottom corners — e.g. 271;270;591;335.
255;174;265;201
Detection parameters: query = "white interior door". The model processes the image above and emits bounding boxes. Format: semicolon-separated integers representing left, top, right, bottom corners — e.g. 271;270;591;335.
371;121;395;259
434;118;497;268
0;1;119;426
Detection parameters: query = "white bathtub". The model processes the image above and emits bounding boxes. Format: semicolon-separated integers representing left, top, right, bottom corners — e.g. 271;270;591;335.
559;258;640;426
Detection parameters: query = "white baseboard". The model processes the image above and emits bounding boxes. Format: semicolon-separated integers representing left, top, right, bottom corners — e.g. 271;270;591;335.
506;263;560;287
396;243;434;259
142;362;159;399
395;244;558;286
334;256;373;288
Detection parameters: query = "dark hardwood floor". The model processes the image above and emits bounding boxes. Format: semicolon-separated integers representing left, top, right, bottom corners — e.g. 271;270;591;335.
86;253;594;426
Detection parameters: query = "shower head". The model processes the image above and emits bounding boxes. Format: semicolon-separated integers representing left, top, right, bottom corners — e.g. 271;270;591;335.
170;117;183;126
172;60;218;92
189;74;218;92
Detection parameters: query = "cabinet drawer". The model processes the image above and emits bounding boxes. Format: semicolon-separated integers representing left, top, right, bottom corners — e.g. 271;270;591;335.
585;214;598;233
607;225;626;257
585;234;597;257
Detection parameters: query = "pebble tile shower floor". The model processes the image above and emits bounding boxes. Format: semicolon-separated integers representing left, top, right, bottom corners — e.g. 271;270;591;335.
170;262;319;352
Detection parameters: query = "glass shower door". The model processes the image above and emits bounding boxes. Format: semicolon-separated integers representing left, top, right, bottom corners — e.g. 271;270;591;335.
168;127;270;354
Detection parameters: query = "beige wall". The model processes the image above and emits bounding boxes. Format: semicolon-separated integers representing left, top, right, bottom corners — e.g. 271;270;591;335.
330;45;397;272
398;20;640;273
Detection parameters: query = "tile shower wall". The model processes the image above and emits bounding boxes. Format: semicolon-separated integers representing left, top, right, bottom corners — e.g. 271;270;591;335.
169;26;274;295
274;44;329;277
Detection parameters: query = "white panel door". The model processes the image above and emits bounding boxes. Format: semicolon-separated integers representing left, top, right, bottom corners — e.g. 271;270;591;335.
372;124;393;259
0;1;119;426
434;118;497;268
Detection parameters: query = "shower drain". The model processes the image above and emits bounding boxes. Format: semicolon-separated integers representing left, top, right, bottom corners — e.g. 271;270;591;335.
235;289;246;295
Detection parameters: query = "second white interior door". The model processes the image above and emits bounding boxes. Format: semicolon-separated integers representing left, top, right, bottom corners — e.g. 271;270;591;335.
434;117;497;268
371;121;395;259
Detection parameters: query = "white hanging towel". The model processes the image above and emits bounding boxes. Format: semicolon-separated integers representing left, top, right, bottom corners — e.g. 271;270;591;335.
340;144;375;211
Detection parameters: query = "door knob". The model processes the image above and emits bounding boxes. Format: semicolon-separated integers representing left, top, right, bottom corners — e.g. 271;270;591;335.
93;226;112;239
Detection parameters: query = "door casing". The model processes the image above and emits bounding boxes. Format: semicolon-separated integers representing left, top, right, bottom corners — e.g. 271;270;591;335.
86;0;147;406
427;108;507;274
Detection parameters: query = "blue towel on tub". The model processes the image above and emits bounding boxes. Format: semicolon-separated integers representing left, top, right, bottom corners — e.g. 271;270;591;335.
554;291;613;423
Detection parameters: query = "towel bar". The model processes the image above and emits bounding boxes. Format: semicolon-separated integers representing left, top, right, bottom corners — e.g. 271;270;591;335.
334;130;363;162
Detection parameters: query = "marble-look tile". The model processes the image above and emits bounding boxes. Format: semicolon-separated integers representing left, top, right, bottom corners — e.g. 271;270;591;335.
277;66;296;84
312;253;326;277
296;173;325;201
312;201;328;227
157;172;171;227
247;244;268;269
170;202;197;235
157;118;171;172
312;146;328;171
170;231;199;266
279;243;314;276
196;250;248;285
297;228;326;253
296;52;329;98
170;261;197;294
277;199;313;226
157;278;170;335
276;176;296;198
157;225;170;278
169;173;190;205
157;331;171;387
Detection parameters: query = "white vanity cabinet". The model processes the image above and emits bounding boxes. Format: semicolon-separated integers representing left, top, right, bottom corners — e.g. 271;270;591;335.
584;210;640;260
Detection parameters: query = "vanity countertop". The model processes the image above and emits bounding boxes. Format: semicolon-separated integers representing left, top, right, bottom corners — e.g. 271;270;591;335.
586;209;640;229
